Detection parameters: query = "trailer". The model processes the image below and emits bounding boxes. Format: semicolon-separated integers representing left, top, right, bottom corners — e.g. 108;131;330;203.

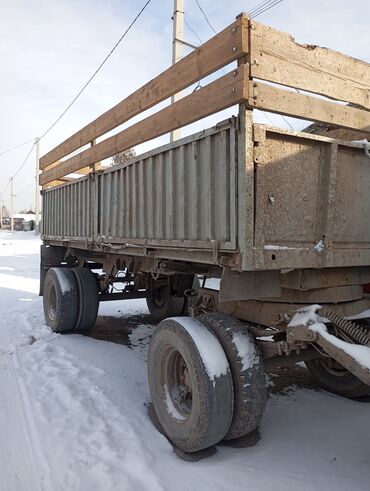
39;14;370;454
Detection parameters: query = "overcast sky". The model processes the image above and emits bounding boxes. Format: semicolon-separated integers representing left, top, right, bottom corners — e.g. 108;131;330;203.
0;0;368;212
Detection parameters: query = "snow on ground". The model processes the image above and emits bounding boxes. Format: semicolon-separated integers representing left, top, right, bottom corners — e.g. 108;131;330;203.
0;231;369;491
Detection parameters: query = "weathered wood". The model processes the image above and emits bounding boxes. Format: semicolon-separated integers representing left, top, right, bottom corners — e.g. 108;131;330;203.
250;21;370;110
40;67;248;185
248;82;370;133
40;16;249;170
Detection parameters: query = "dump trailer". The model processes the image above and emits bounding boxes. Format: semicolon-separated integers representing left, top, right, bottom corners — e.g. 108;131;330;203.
39;14;370;454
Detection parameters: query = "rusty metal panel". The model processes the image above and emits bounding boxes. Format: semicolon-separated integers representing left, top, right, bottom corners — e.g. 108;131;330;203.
330;146;370;242
251;126;370;270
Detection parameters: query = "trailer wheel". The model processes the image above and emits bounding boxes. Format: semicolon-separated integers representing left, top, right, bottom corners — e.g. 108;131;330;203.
146;283;184;322
305;358;370;399
72;268;100;331
198;313;267;440
43;268;79;333
148;317;233;453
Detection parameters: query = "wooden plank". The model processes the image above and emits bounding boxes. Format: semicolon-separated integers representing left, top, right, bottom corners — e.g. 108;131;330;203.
40;16;249;170
248;82;370;133
40;67;248;185
250;20;370;110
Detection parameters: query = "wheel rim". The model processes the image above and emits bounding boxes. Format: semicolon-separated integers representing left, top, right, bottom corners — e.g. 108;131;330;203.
48;283;57;320
164;349;193;420
316;357;348;377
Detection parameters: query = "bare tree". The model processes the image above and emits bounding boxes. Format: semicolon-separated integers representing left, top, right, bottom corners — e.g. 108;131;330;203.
111;148;136;166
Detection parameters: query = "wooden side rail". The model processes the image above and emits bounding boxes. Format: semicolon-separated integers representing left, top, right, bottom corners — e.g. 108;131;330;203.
40;16;249;171
249;21;370;110
40;14;370;187
40;67;247;185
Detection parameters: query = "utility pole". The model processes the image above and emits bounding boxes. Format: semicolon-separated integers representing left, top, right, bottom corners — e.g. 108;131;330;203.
170;0;185;142
10;177;14;231
35;137;40;234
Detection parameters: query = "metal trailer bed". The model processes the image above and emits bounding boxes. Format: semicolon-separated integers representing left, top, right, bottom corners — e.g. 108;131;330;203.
39;14;370;455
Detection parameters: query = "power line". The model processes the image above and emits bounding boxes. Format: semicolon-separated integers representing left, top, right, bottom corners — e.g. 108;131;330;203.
12;143;36;179
1;142;35;199
0;139;34;158
250;0;283;18
194;0;217;34
39;0;152;140
0;0;152;201
0;0;152;161
249;0;274;16
184;18;203;45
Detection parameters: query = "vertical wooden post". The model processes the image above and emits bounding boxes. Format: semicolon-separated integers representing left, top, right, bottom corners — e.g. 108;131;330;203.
237;103;255;270
170;0;184;142
90;139;98;172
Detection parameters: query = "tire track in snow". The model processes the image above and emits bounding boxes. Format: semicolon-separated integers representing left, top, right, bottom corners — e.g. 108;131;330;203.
0;352;53;491
20;337;165;491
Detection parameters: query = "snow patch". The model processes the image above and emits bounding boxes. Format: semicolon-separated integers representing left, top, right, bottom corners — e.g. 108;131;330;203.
288;304;324;327
169;317;229;383
232;332;258;370
314;240;325;253
264;245;299;250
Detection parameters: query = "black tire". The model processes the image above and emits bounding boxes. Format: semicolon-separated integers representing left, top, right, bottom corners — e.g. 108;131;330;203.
305;358;370;399
148;317;234;453
146;283;184;322
198;313;267;440
43;268;79;333
72;268;100;331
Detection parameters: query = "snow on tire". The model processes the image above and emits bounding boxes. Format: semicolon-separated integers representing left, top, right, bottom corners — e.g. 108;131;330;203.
198;313;267;440
148;317;234;453
43;267;79;333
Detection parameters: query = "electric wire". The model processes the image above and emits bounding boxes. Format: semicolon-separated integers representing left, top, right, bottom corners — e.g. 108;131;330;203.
249;0;273;16
249;0;276;16
249;0;283;18
1;0;152;204
194;0;217;34
184;18;203;45
39;0;152;140
0;139;34;158
0;142;35;197
12;143;36;179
